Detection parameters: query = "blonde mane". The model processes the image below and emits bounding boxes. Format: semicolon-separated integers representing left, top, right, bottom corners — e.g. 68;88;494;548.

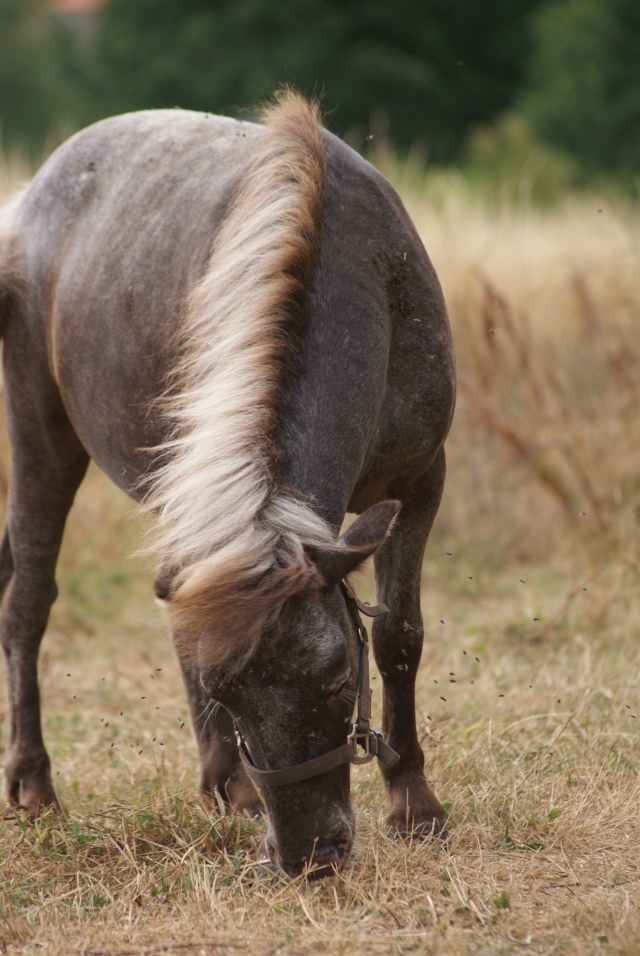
0;188;27;328
147;91;336;667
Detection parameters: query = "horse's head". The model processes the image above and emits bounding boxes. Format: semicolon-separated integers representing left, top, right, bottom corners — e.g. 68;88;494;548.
218;584;363;877
160;501;399;877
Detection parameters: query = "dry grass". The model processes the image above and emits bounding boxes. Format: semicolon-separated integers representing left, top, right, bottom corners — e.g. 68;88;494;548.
1;153;640;955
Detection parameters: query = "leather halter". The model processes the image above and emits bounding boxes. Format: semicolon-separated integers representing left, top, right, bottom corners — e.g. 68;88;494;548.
234;581;400;789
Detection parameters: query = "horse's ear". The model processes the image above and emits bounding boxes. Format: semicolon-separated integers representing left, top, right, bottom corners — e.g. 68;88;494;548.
307;500;400;588
153;564;180;605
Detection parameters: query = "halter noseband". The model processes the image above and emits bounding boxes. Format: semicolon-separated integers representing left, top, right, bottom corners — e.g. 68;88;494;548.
234;581;399;789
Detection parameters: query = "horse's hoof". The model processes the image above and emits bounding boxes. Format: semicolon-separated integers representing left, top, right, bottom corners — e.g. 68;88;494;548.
4;799;68;822
388;815;449;844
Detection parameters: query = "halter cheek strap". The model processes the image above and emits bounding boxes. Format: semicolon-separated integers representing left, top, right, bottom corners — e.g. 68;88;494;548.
234;581;400;789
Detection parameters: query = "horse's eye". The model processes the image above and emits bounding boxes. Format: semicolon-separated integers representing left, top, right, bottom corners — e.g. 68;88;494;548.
327;678;349;700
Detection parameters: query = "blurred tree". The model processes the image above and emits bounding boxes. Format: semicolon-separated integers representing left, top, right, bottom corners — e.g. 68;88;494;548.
90;0;544;162
0;0;83;156
523;0;640;175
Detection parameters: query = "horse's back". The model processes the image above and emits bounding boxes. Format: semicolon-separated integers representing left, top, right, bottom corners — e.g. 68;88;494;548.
17;109;259;309
8;110;263;494
4;106;453;507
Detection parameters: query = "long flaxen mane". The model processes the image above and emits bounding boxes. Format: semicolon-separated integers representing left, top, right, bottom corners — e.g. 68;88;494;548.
147;91;337;668
0;189;27;333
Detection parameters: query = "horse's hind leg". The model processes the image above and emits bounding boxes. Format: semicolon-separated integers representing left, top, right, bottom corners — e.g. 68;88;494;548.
1;418;88;815
372;448;448;836
177;656;263;817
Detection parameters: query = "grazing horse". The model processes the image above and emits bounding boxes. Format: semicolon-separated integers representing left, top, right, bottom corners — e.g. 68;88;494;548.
0;92;455;877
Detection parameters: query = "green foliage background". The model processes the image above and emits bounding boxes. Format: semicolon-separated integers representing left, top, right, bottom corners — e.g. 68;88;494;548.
89;0;541;163
0;0;80;154
1;0;639;188
523;0;640;176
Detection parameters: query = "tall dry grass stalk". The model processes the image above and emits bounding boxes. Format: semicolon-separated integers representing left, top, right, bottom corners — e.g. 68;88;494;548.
402;180;640;570
1;151;639;955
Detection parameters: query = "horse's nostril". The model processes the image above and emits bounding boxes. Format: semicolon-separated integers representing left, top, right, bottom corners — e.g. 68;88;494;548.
263;824;353;878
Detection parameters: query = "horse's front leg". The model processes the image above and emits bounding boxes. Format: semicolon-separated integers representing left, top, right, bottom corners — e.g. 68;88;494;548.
372;449;447;836
0;421;89;816
176;656;263;817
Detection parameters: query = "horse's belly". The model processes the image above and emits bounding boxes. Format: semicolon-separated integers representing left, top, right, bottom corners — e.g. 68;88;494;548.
50;281;177;499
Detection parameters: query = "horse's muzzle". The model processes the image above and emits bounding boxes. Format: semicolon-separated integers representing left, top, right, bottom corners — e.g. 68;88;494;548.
262;824;354;879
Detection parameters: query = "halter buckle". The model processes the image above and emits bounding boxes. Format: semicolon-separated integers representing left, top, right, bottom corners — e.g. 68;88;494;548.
347;724;380;765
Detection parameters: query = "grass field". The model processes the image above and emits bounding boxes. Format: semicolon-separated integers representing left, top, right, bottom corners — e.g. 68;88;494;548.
1;154;639;955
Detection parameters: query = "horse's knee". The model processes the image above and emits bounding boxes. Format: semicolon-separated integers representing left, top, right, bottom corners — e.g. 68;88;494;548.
199;740;263;817
218;766;263;818
373;611;424;678
0;570;58;634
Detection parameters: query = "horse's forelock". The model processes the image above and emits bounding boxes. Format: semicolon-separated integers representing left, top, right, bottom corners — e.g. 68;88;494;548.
146;92;335;666
165;498;330;673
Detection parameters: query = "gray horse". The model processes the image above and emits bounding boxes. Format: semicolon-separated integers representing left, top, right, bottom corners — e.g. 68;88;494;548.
0;91;455;877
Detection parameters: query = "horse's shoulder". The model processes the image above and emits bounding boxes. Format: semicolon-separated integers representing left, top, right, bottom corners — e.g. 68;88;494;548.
321;131;417;243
